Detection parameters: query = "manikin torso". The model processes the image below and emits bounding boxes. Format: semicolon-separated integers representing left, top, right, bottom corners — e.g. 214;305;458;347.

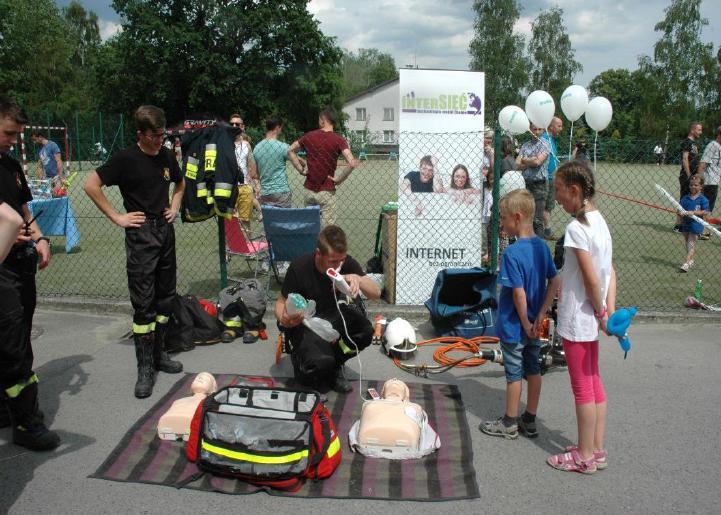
357;378;423;448
157;372;218;441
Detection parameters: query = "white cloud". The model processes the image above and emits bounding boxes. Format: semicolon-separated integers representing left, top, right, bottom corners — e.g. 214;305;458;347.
98;19;122;41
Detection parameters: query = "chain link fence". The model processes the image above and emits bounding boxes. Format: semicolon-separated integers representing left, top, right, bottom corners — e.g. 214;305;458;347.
24;117;719;312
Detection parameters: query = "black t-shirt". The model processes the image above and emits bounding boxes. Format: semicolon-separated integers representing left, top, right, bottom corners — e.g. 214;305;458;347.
97;145;182;215
281;253;364;318
404;171;433;193
679;137;700;177
0;153;32;216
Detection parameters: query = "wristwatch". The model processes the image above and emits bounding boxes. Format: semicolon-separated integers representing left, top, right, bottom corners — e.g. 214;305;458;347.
35;236;51;245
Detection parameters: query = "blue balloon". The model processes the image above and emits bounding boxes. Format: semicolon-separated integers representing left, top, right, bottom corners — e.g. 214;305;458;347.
606;307;637;358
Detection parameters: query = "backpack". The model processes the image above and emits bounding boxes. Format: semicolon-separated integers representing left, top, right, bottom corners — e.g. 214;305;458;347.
424;267;498;338
218;279;267;330
166;294;223;352
186;385;341;491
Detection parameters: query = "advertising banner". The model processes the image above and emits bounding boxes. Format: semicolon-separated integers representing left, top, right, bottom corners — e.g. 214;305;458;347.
396;69;486;304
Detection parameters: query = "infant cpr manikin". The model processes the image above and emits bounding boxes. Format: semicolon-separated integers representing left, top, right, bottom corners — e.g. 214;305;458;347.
157;372;217;441
348;378;440;459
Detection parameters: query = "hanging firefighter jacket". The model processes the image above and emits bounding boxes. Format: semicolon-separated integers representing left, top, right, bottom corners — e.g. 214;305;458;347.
181;125;241;222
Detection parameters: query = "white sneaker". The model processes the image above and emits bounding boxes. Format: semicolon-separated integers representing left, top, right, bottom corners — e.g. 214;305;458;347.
679;262;690;272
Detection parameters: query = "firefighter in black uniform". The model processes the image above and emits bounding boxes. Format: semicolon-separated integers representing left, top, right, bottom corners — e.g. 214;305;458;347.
0;97;61;451
84;105;186;399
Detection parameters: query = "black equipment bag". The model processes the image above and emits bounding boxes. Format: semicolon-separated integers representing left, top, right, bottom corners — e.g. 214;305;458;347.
424;267;498;338
166;294;223;352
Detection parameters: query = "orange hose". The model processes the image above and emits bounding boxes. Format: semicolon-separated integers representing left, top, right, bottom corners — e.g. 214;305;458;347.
391;335;500;370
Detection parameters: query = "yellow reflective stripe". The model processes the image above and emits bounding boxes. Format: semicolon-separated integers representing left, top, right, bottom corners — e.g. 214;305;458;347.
155;315;169;324
206;196;215;204
225;319;242;328
185;157;198;180
204;144;217;172
133;322;155;334
214;188;232;198
201;440;308;464
197;182;207;198
326;436;340;458
338;339;356;355
5;374;39;399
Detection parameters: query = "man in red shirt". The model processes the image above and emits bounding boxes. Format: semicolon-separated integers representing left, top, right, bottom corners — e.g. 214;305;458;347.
289;107;358;226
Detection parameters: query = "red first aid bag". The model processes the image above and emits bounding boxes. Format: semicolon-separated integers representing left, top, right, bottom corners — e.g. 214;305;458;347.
186;385;341;491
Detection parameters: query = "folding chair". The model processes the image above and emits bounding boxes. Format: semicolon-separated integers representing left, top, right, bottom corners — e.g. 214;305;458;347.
224;216;269;279
261;205;321;285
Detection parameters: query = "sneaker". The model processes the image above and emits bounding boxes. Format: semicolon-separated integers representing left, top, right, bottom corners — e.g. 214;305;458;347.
518;417;538;438
699;233;710;240
547;448;597;474
565;445;608;470
679;262;690;273
479;417;518;439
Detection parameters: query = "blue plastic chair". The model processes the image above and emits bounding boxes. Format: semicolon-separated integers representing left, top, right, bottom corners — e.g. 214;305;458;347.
261;205;321;285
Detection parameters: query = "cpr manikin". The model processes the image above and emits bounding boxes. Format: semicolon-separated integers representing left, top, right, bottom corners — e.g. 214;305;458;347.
348;378;440;459
157;372;217;441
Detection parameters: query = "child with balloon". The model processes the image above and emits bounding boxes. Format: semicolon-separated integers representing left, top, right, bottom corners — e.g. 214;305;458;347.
547;159;616;475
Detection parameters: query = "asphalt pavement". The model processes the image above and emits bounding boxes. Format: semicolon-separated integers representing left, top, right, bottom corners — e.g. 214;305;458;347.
1;308;720;514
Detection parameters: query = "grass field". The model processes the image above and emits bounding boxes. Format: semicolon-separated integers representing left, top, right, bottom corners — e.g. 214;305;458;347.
35;159;720;310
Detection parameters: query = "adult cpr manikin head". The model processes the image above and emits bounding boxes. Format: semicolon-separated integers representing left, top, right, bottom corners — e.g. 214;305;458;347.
381;378;410;402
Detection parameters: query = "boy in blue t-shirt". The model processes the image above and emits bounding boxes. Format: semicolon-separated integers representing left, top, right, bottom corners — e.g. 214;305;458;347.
480;189;559;439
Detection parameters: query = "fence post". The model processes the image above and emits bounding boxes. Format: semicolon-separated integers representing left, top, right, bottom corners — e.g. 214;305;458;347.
74;111;81;167
490;128;502;272
45;110;51;138
99;111;104;149
217;217;228;289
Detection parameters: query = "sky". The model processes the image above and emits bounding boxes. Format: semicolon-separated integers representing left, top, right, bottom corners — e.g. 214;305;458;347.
58;0;721;86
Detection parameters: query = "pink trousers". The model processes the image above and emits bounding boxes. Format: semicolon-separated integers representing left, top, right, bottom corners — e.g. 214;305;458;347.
562;338;607;405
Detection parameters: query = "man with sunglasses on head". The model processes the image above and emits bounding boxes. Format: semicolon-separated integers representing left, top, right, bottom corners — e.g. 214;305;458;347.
84;105;185;399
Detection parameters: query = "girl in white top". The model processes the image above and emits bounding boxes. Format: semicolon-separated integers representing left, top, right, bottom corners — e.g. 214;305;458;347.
548;160;617;475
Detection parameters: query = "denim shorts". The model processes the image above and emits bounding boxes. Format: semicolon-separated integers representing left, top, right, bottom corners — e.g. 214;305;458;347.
501;335;541;382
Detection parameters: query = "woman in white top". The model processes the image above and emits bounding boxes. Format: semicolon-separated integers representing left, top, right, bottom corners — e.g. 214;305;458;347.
548;160;617;475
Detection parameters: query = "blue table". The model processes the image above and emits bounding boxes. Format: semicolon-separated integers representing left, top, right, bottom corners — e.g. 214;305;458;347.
28;197;81;253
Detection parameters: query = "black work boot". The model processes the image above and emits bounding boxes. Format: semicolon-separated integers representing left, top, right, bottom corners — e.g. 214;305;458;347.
134;333;156;398
7;383;60;451
153;324;183;374
0;399;11;428
331;366;352;394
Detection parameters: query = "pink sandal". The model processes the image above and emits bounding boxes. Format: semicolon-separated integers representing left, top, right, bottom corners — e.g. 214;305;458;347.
565;445;608;470
547;448;597;474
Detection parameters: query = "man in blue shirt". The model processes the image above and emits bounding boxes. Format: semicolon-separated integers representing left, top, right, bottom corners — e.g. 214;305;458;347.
515;124;549;237
30;132;64;182
542;117;563;240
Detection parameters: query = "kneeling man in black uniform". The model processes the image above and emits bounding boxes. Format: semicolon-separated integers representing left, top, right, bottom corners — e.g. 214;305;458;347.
85;105;185;399
275;225;380;393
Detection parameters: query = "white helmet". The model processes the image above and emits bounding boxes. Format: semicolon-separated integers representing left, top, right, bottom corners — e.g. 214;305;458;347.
499;170;525;198
385;318;416;348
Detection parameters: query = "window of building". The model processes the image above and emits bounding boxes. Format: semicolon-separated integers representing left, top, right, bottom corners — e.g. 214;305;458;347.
383;108;394;121
356;108;366;121
383;130;395;143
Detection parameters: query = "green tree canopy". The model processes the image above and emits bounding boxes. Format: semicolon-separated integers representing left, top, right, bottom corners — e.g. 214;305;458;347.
341;48;398;100
588;69;642;138
527;7;582;105
468;0;529;123
97;0;343;133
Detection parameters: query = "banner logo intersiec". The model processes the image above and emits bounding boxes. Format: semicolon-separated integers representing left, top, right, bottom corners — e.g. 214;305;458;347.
401;91;482;115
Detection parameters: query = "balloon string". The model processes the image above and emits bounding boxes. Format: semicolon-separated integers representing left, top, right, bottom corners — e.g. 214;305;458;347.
568;120;574;161
593;131;598;174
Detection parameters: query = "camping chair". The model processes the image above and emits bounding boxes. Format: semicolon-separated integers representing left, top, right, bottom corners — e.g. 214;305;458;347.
261;205;321;285
224;216;269;280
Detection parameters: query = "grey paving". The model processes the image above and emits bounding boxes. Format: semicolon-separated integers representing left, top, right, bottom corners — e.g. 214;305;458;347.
2;309;720;514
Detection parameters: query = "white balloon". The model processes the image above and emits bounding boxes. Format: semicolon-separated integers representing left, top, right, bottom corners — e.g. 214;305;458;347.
499;170;526;198
585;97;613;132
560;84;589;122
524;90;555;129
498;105;530;135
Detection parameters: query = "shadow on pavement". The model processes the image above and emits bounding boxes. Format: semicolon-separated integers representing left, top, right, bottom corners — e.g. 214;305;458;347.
0;354;96;514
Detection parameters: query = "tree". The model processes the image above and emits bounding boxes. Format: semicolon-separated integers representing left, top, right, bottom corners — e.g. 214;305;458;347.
527;7;582;106
0;0;76;113
637;0;716;136
96;0;344;132
468;0;529;123
63;0;101;67
588;69;642;138
341;48;398;100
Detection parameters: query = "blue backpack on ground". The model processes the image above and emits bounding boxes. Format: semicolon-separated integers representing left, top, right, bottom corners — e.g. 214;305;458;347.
424;267;498;338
